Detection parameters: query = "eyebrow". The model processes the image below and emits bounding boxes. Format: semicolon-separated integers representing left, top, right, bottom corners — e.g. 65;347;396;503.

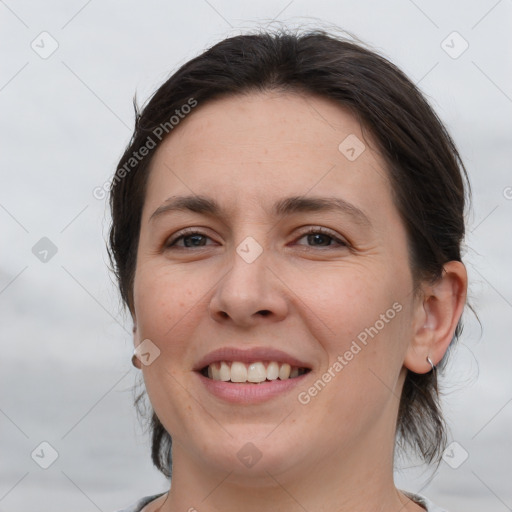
149;194;372;228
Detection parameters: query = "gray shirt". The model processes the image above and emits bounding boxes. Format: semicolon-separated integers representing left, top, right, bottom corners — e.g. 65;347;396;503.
114;491;448;511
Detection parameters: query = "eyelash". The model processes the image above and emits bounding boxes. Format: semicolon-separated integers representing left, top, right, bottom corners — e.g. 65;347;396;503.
165;226;348;250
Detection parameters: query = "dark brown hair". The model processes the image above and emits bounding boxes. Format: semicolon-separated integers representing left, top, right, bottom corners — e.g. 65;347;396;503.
108;27;471;477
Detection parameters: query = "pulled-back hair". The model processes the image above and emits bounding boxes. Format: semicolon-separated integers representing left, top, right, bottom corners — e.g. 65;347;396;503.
108;27;471;477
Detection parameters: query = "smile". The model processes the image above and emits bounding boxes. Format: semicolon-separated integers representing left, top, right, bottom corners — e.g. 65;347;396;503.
201;361;310;383
194;346;313;402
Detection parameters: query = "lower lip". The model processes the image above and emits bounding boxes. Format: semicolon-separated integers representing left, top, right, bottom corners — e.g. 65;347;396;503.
196;372;309;403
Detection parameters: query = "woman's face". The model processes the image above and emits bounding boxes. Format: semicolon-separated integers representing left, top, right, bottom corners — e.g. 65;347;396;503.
132;91;424;480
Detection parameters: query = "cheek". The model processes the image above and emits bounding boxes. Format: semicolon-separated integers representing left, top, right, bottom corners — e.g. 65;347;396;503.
287;261;406;346
133;263;203;352
290;261;412;411
133;264;204;436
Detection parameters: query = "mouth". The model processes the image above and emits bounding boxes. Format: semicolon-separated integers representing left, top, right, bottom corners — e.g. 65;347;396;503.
194;347;313;402
199;361;311;383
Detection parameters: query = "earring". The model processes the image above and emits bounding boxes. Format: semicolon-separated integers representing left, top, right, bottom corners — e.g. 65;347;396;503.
132;351;141;369
426;356;436;373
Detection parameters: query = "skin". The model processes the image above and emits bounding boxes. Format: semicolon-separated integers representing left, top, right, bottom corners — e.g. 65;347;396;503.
131;91;468;512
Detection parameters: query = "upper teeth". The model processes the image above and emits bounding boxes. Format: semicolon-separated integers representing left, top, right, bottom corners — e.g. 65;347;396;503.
206;361;306;383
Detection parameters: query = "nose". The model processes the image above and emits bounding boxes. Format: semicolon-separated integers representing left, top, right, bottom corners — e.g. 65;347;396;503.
208;244;289;328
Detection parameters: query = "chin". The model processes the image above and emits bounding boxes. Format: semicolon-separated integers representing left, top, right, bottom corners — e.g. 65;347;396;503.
195;432;306;481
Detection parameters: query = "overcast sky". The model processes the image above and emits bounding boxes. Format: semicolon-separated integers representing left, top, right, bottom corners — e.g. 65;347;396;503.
1;1;511;511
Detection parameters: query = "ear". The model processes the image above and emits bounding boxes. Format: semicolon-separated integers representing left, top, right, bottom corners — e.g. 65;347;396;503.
131;307;138;337
404;261;468;373
131;314;142;370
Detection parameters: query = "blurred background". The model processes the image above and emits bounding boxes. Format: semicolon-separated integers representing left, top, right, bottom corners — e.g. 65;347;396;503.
1;1;511;511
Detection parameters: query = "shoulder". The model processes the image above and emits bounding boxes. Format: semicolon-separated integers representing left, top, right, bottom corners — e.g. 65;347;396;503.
402;490;449;512
113;493;166;512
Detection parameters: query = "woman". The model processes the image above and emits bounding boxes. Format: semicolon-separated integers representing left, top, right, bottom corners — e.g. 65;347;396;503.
109;27;469;512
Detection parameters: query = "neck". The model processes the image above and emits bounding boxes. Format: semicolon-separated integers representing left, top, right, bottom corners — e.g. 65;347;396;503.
159;416;423;512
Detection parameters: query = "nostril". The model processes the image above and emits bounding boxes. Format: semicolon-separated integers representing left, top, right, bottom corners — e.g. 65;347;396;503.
258;310;271;316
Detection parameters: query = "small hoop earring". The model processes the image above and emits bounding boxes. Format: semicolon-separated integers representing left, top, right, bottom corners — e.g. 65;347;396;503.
426;356;436;373
132;352;141;369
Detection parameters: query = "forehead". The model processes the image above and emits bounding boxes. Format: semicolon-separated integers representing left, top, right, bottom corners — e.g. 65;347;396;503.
142;91;395;225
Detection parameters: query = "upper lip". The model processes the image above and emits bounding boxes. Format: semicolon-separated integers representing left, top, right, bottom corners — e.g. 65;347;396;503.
194;347;312;371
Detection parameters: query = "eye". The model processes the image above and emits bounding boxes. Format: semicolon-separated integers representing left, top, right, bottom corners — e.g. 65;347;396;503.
165;226;348;250
294;227;348;249
165;228;216;249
